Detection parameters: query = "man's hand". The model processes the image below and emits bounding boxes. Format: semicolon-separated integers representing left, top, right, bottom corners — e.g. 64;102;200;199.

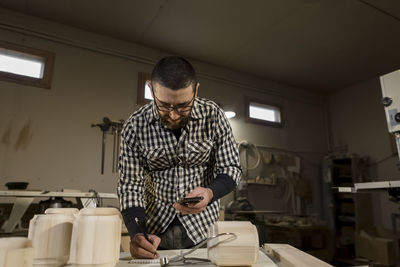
173;187;213;215
130;234;161;259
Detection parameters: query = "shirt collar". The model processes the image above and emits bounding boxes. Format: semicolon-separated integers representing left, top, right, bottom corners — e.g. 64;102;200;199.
190;98;203;120
148;101;159;124
148;98;204;124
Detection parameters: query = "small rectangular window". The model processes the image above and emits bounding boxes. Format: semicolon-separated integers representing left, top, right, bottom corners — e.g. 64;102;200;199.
144;81;153;100
0;54;44;78
0;41;55;89
137;72;153;105
246;98;283;127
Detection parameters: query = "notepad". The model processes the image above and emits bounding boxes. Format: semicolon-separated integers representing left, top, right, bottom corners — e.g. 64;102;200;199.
129;258;160;264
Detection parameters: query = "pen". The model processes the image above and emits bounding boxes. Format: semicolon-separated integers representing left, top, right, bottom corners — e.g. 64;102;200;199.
135;217;151;243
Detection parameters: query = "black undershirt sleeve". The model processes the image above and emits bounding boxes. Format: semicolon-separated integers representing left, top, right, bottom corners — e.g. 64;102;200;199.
208;173;237;202
121;206;146;239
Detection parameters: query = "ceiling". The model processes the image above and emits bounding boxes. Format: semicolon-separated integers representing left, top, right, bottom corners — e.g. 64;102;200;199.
1;0;400;92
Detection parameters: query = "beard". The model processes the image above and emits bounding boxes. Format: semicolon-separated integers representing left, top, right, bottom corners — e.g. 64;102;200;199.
159;113;190;130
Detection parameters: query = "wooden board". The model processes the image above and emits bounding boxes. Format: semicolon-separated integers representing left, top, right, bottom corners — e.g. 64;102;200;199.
263;243;333;267
208;221;259;266
116;248;277;267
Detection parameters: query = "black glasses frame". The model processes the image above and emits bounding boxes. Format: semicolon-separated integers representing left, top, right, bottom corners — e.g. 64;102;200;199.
151;83;197;114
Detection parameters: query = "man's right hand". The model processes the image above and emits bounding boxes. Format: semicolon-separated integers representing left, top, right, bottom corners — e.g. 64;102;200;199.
130;234;161;259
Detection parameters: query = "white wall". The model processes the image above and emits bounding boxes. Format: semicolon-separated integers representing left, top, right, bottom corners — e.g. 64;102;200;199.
0;8;328;214
329;77;400;228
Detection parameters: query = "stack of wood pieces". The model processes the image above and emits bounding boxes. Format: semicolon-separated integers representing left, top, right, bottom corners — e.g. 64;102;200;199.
208;221;259;266
27;207;122;267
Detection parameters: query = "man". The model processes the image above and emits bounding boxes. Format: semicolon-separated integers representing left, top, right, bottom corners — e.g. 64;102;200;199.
118;56;241;259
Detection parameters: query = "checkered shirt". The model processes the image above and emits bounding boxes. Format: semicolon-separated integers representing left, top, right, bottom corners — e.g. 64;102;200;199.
117;97;241;244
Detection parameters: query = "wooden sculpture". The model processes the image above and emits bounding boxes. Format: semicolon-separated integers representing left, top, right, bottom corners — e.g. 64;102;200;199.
28;208;78;266
68;207;122;266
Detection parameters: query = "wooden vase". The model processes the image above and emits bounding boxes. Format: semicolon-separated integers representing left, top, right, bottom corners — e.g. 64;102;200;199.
68;208;122;267
28;208;78;266
207;221;259;266
0;237;34;267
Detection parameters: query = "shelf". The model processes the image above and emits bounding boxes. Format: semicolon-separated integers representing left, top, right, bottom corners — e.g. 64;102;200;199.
325;155;373;265
334;193;354;200
338;215;355;221
334;177;353;181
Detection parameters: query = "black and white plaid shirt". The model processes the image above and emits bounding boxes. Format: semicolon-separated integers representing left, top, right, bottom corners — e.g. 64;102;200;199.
117;97;241;244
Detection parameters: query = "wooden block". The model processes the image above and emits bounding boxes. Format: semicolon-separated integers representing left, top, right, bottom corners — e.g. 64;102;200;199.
0;237;34;267
208;221;259;266
120;236;131;253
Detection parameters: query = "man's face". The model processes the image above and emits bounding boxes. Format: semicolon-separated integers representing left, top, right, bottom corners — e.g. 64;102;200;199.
151;82;198;130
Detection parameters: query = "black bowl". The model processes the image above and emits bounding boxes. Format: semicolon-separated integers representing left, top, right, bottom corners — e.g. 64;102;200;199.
5;182;29;190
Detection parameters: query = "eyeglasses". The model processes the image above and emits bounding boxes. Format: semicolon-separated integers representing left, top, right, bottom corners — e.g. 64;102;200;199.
152;85;196;114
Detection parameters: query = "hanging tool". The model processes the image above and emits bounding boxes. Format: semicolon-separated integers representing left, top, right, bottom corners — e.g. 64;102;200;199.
112;126;117;173
91;117;111;174
91;117;124;174
115;119;124;172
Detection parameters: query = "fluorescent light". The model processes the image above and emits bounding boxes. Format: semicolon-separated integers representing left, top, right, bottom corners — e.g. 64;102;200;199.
225;111;236;119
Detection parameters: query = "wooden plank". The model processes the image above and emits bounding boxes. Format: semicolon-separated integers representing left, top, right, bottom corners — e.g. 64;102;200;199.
263;243;333;267
116;248;277;267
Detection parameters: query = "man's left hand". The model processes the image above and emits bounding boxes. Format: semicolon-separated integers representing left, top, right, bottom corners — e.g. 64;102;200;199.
173;187;213;214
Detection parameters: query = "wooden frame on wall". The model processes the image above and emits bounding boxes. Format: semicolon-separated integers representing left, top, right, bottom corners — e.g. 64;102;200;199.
245;97;284;128
0;40;55;89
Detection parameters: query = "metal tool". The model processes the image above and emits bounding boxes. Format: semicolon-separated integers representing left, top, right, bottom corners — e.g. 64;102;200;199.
92;117;111;174
112;126;117;173
160;232;237;266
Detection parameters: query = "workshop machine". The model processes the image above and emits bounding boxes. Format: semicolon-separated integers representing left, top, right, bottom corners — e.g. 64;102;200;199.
333;70;400;266
381;69;400;163
340;69;400;202
372;69;400;202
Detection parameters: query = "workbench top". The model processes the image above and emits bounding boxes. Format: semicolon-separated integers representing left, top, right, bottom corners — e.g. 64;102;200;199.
115;248;277;266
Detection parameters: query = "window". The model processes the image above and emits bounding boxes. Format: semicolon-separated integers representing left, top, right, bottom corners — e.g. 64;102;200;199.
144;81;153;100
246;98;283;127
137;72;152;105
0;41;55;89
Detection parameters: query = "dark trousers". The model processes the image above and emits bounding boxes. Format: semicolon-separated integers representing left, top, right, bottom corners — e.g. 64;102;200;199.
158;217;196;250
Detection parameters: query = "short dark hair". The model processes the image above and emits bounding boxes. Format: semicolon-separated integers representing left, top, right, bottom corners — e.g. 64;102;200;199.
151;56;197;90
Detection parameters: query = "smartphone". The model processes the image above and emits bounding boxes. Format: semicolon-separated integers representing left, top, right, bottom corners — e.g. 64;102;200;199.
178;196;204;205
